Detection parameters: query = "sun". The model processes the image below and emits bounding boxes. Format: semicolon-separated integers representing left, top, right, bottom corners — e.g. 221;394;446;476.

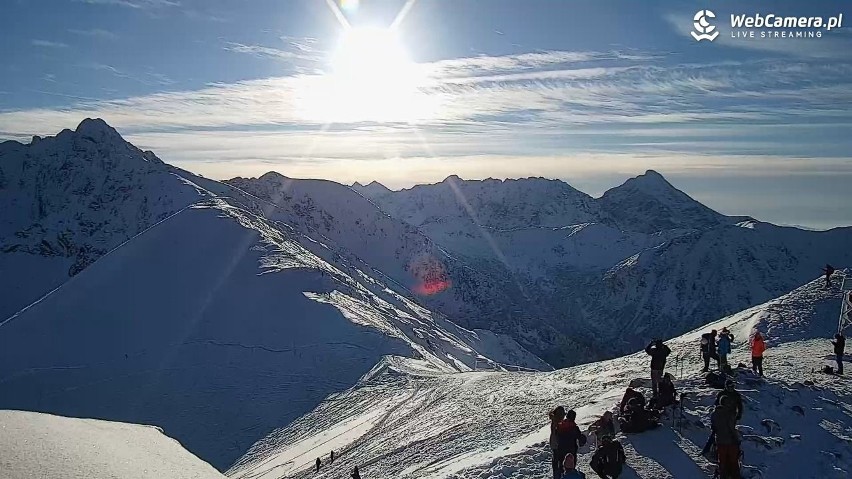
297;27;437;123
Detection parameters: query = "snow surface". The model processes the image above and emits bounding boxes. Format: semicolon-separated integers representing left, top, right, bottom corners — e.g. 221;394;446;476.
0;197;545;471
0;409;224;479
231;277;852;479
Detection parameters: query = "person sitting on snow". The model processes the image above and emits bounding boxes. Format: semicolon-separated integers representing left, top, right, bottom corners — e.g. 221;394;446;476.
651;373;678;410
590;434;626;479
589;411;616;444
618;388;645;417
618;397;660;434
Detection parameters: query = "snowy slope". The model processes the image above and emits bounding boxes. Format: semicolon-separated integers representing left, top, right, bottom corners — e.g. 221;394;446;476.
0;196;547;472
0;410;225;479
0;119;210;320
230;277;852;479
358;172;852;361
227;172;598;365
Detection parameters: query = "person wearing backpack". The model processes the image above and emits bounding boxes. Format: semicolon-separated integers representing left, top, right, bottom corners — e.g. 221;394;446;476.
561;453;587;479
750;332;766;376
700;330;718;372
645;339;671;398
590;435;626;478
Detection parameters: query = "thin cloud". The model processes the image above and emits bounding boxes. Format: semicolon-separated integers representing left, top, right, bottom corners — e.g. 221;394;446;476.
75;0;180;8
1;48;850;170
68;28;118;39
32;40;70;48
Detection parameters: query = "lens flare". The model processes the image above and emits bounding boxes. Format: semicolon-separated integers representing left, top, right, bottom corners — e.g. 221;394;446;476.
340;0;359;13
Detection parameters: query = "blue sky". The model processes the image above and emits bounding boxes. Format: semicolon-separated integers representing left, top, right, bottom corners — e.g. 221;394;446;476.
1;0;851;228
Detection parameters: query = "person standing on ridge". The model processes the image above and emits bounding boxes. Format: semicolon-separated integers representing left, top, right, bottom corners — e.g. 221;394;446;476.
824;264;836;287
645;339;671;398
315;457;321;472
351;466;361;479
330;450;335;463
559;410;587;464
717;329;733;369
704;379;743;456
590;435;626;479
832;333;846;374
549;406;567;479
750;331;766;376
712;395;742;479
700;330;719;372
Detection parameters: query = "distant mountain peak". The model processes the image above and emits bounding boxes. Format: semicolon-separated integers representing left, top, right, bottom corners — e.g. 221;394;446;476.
258;171;288;182
75;118;123;142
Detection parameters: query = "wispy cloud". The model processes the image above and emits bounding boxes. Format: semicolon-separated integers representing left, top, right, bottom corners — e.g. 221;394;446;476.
1;47;851;182
68;28;118;39
223;37;324;64
75;0;180;8
32;39;70;49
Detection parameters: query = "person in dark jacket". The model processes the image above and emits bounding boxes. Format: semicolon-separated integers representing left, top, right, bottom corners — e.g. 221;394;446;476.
653;373;678;410
351;465;361;479
590;411;616;444
549;406;567;479
824;264;836;287
618;388;645;416
315;457;322;472
700;330;719;372
716;380;743;420
645;339;672;398
704;379;743;455
590;435;626;478
712;396;741;478
558;410;587;458
832;333;846;374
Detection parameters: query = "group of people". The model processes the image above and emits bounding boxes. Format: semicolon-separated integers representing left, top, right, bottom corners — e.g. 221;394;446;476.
549;406;627;478
700;328;737;373
315;451;360;478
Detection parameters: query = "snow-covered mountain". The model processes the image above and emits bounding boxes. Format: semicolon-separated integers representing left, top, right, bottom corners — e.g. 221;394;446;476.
227;172;599;365
598;170;728;233
349;173;852;358
0;410;225;479
0;119;209;320
0;121;547;471
229;277;852;479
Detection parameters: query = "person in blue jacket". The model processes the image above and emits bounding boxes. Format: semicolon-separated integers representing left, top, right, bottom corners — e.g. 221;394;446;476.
717;328;734;369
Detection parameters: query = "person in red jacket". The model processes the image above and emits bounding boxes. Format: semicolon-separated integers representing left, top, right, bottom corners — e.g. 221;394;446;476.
750;331;766;377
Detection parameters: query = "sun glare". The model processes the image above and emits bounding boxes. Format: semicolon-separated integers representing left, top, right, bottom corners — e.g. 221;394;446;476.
298;26;437;123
